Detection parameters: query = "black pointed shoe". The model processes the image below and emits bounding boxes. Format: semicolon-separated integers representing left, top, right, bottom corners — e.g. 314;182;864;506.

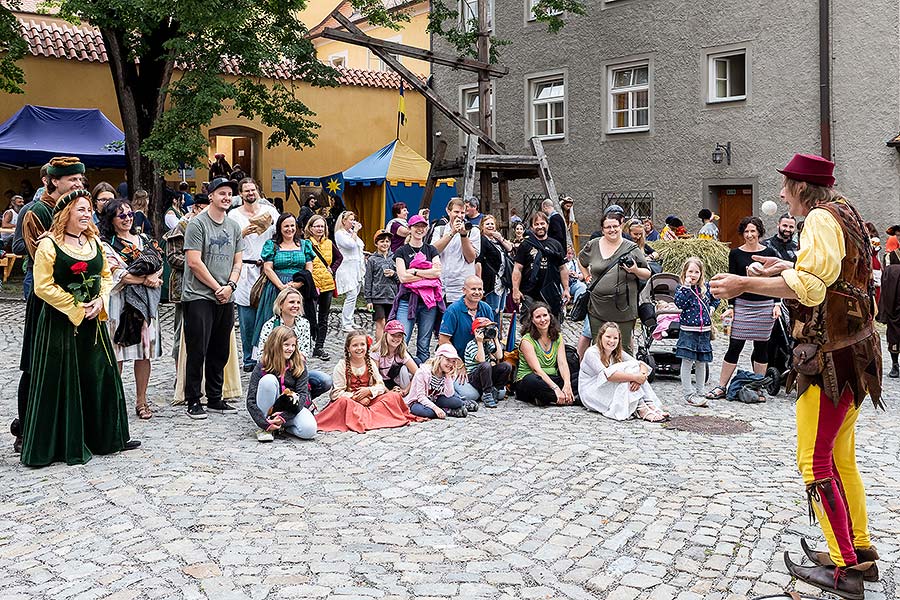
784;551;869;600
800;538;880;582
889;364;899;378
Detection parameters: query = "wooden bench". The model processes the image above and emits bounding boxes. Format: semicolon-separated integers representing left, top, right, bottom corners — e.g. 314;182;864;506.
0;253;21;283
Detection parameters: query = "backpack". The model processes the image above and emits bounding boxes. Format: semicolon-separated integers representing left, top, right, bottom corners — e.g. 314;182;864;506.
726;369;771;403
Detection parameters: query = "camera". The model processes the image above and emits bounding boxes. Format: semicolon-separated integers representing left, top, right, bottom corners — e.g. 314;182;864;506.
482;326;497;339
619;255;635;268
464;221;473;231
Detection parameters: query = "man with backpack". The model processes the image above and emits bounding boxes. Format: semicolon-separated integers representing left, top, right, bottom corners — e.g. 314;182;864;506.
511;211;569;321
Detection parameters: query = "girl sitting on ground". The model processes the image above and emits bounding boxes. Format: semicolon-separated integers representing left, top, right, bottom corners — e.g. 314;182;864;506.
256;287;333;401
315;329;419;433
404;344;469;419
579;322;668;422
246;326;317;442
371;319;418;395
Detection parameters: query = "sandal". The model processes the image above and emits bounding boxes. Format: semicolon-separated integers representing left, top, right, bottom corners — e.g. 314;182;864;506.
704;385;727;400
636;403;667;423
136;398;152;420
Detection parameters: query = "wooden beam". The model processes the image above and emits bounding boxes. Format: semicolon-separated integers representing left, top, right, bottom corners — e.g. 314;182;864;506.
530;137;569;246
331;11;504;155
320;28;509;78
420;137;447;210
462;134;479;201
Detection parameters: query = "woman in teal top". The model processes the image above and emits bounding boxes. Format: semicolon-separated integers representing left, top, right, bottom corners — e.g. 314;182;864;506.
515;302;577;406
251;213;313;347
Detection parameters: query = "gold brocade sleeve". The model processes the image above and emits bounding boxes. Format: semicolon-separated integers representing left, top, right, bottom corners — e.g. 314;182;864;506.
33;238;85;326
781;208;845;307
97;242;112;322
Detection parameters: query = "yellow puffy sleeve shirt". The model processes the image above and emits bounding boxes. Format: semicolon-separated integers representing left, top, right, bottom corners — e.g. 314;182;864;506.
33;237;113;326
780;207;845;307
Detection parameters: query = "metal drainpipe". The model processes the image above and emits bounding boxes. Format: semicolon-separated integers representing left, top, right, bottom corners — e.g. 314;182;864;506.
819;0;832;159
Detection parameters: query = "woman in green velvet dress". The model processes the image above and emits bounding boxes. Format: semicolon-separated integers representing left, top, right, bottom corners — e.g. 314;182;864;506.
21;190;134;467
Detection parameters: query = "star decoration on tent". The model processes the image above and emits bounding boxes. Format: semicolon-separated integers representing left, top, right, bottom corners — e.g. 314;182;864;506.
326;178;341;194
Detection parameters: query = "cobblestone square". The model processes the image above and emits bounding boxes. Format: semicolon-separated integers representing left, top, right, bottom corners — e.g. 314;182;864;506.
0;301;897;599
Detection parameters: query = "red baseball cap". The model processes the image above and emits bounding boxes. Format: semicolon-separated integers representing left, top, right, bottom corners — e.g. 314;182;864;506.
471;317;495;335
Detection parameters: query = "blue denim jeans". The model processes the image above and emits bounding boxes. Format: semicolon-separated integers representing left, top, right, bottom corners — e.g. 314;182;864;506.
23;269;33;301
236;304;257;368
307;370;333;401
409;393;464;419
483;290;506;321
256;374;316;439
396;298;438;365
454;380;481;404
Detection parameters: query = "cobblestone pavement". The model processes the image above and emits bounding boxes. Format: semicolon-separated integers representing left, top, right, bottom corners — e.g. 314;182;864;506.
0;300;897;600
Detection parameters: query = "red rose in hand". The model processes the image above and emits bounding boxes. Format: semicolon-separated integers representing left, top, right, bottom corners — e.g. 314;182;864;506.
71;261;89;275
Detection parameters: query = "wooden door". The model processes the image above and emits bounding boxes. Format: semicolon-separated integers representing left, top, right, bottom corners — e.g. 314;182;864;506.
232;137;253;180
717;187;754;248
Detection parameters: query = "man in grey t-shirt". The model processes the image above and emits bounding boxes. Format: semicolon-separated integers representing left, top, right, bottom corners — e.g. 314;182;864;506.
182;177;244;419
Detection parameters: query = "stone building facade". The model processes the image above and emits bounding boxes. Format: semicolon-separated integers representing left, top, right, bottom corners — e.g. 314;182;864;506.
430;0;900;246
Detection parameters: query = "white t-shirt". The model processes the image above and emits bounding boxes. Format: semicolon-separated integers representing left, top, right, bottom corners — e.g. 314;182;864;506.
432;222;481;303
227;204;280;306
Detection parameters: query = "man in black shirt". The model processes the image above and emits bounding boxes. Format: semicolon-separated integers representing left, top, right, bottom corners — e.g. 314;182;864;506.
541;198;567;249
764;213;799;263
512;211;569;320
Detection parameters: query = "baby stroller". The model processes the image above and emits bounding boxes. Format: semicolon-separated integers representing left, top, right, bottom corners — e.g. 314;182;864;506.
765;307;793;396
634;273;691;381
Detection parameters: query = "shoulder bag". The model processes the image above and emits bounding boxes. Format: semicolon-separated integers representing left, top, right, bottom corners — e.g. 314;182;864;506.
250;243;279;308
568;243;629;322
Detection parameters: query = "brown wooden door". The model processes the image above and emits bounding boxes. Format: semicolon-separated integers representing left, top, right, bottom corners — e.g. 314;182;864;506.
232;137;252;180
717;187;754;248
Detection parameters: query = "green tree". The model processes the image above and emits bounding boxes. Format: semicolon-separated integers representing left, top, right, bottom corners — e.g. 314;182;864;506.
1;0;340;233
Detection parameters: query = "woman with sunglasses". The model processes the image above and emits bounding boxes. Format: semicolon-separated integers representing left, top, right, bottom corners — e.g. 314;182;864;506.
99;198;164;420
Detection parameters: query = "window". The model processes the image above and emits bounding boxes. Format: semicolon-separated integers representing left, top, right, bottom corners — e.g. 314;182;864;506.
327;52;347;68
608;63;649;133
708;50;746;102
460;85;495;146
528;0;562;20
460;0;492;32
368;36;401;72
600;191;654;220
529;76;565;139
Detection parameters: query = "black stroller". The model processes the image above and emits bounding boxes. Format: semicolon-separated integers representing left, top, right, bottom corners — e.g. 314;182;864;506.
634;273;691;381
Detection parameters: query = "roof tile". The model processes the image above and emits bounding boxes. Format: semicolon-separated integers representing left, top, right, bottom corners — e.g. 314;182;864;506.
16;16;411;90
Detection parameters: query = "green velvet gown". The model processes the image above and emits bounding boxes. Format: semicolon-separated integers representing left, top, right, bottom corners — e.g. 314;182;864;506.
20;238;130;467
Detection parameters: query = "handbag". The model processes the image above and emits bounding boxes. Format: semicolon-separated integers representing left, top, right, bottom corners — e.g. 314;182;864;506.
569;251;623;322
249;272;267;308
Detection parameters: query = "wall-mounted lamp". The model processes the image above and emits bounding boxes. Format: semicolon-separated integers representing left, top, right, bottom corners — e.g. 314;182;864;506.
712;142;732;165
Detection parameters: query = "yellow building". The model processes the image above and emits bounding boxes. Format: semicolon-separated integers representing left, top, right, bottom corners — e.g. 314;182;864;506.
0;2;428;213
303;0;432;77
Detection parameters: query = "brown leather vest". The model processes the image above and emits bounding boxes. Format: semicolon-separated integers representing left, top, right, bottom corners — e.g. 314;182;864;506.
788;198;883;409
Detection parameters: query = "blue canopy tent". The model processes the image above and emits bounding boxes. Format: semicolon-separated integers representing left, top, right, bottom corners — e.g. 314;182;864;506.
0;105;125;168
286;139;455;249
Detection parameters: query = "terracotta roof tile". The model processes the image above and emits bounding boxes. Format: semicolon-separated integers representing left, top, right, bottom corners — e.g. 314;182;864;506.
16;16;411;90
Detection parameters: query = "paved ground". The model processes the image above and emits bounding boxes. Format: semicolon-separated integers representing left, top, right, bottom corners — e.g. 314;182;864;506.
0;300;897;600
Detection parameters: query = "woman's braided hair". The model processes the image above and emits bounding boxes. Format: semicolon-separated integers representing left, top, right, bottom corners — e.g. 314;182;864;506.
343;329;376;392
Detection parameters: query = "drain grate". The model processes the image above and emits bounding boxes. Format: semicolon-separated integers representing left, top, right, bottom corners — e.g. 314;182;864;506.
665;415;753;435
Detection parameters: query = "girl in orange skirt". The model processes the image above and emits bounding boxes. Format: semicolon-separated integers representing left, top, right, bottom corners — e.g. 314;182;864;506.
316;329;420;433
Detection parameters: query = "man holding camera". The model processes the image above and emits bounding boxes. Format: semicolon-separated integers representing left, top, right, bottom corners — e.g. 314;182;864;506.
439;276;496;408
464;317;512;408
431;197;481;303
512;211;569;320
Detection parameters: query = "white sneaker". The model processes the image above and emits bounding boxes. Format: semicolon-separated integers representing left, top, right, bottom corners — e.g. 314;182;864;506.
256;430;274;442
686;394;708;408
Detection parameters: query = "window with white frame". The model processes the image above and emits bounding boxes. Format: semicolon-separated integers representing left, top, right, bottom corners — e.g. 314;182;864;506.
608;63;649;132
708;50;746;102
529;76;565;139
328;52;347;68
460;0;493;32
368;36;401;72
528;0;562;20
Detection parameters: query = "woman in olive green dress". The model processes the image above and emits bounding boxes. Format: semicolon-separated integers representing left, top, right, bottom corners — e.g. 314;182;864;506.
21;189;136;467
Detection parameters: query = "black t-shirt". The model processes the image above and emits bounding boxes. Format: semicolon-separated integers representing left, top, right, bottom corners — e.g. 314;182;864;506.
394;242;439;269
477;238;503;291
515;234;564;296
729;246;778;301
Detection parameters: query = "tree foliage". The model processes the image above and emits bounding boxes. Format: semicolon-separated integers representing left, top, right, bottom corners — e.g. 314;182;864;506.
0;0;27;94
426;0;586;62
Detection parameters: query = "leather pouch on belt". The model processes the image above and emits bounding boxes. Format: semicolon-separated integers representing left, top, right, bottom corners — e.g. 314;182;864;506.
792;343;824;376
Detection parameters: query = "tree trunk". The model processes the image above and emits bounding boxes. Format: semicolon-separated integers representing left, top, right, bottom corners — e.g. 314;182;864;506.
100;22;175;240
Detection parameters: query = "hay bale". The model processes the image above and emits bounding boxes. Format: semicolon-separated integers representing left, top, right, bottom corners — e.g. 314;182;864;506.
651;238;731;277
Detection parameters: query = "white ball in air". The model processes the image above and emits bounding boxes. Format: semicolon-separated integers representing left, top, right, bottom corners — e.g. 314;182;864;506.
761;200;778;216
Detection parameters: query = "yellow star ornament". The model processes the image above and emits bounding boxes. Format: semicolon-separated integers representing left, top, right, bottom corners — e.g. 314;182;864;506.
326;178;341;194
